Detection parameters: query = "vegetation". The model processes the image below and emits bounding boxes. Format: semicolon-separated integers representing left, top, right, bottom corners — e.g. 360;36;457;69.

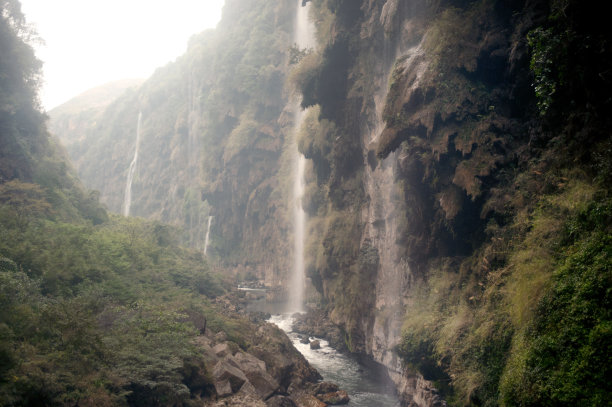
0;3;255;405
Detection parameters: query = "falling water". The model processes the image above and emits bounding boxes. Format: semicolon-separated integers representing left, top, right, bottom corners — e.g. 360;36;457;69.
288;0;316;312
203;215;213;256
122;111;142;217
289;151;306;311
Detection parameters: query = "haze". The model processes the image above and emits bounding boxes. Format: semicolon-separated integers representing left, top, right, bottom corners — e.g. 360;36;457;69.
20;0;225;110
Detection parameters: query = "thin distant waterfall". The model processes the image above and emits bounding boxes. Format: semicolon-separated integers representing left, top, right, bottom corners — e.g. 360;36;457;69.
288;0;316;312
203;215;213;256
122;111;142;217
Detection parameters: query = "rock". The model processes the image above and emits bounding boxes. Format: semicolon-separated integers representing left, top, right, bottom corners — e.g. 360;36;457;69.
236;353;279;398
234;351;267;371
317;390;350;405
238;380;259;398
314;381;339;395
309;340;321;350
214;379;233;398
213;342;232;358
214;330;228;343
300;336;310;344
266;395;298;407
295;394;327;407
194;336;219;366
213;359;248;393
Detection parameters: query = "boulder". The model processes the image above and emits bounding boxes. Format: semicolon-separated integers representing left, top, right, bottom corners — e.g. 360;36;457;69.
300;336;310;344
214;379;232;398
238;380;259;398
314;381;339;395
213;342;232;358
234;351;267;372
309;340;321;350
213;359;248;393
296;394;327;407
317;390;350;405
232;352;279;399
266;395;298;407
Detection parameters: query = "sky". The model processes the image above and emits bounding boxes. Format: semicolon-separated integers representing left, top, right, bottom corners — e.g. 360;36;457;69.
19;0;225;110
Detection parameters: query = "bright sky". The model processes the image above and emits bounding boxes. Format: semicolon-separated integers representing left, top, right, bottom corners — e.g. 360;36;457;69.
19;0;225;110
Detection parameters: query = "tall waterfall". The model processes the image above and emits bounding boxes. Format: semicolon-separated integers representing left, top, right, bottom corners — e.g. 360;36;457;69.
122;111;142;217
288;0;316;312
203;215;213;256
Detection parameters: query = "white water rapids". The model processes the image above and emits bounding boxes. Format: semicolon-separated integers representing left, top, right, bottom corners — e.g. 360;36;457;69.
269;313;400;407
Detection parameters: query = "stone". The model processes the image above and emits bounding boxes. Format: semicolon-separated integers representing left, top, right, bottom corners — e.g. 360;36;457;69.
314;381;339;395
212;359;248;393
234;351;267;372
237;380;259;398
213;342;232;358
309;340;320;350
244;369;279;400
266;395;298;407
214;379;232;398
295;394;327;407
317;390;350;405
300;336;310;344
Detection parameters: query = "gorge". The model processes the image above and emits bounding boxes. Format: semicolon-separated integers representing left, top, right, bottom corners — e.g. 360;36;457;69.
1;0;611;406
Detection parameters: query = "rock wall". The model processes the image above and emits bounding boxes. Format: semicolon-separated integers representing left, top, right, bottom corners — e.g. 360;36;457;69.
296;0;545;404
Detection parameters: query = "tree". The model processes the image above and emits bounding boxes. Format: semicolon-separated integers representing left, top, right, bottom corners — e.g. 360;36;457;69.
0;179;51;229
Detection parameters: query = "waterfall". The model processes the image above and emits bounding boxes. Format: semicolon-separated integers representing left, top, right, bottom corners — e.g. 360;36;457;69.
203;215;213;256
289;147;306;312
122;111;142;217
288;0;316;312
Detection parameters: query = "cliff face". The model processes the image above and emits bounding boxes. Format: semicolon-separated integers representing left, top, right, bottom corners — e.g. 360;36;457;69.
49;0;298;284
297;0;611;405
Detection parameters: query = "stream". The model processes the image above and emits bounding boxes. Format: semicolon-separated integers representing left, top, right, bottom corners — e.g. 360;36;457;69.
246;295;400;406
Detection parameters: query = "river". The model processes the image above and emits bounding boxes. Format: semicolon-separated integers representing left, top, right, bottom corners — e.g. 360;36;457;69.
242;293;400;406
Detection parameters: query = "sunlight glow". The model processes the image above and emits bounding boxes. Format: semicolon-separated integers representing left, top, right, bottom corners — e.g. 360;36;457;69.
19;0;225;110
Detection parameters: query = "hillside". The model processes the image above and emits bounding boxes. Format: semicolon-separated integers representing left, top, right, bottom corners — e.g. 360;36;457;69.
47;1;298;285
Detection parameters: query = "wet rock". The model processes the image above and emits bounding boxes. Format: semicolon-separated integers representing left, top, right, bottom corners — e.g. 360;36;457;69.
293;310;346;351
266;395;298;407
317;390;350;405
300;336;310;344
314;381;339;395
309;340;321;350
296;394;327;407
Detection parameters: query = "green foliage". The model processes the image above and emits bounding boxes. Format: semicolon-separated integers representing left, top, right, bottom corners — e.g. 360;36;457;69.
527;27;565;116
500;198;612;406
0;205;228;405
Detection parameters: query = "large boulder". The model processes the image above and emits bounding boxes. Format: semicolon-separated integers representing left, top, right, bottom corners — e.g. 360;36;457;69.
233;351;279;399
317;390;350;405
213;359;248;393
309;340;321;350
214;379;232;398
